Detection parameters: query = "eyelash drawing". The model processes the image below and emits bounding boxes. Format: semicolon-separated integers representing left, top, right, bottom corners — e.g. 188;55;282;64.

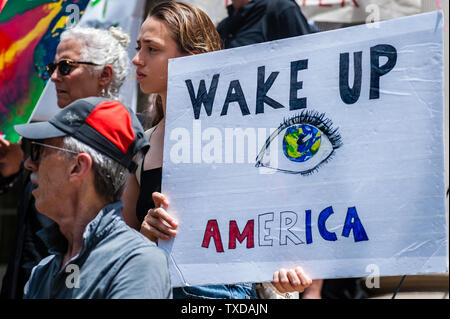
255;109;343;175
280;111;342;149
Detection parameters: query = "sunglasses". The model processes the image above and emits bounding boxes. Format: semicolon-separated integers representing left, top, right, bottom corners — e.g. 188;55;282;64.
46;59;100;76
26;140;79;164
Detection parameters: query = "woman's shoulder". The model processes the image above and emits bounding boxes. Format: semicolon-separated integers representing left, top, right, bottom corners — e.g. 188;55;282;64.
145;126;157;139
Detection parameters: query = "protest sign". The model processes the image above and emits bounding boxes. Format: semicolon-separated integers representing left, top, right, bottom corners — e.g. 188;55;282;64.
160;11;447;287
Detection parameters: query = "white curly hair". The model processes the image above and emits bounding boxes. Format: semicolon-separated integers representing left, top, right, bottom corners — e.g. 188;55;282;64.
60;26;130;99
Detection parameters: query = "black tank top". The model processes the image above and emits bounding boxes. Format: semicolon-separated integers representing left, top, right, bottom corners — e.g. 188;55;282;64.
135;167;162;223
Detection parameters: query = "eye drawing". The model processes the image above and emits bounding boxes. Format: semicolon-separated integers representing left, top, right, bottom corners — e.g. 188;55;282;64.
255;110;343;175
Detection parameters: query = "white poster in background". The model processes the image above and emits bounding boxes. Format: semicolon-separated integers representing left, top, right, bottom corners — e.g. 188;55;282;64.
30;0;145;121
297;0;423;23
186;0;228;24
160;12;447;287
184;0;426;26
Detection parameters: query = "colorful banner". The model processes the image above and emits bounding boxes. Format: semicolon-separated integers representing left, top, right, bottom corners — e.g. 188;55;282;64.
0;0;8;14
0;0;90;143
161;12;447;287
30;0;146;122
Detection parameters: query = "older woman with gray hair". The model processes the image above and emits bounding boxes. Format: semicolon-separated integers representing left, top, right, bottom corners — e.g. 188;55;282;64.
49;26;130;107
0;26;135;299
1;25;131;178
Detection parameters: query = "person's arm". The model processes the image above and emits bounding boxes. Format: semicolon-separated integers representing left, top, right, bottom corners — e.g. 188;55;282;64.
121;174;141;230
265;1;312;42
0;137;24;195
0;137;24;178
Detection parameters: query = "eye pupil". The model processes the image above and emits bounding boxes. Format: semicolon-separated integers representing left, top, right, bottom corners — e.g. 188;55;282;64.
255;110;341;175
283;124;321;162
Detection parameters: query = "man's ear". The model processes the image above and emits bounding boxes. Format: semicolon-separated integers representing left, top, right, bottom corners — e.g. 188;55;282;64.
99;65;113;89
69;153;93;181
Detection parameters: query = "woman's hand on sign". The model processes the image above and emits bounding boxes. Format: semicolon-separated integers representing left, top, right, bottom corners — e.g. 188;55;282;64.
140;192;178;244
0;137;23;178
272;266;313;293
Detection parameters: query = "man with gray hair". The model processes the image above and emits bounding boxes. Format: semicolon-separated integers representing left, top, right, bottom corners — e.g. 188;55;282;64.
14;97;171;298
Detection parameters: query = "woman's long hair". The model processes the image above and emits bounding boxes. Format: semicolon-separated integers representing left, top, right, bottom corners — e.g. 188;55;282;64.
148;1;222;127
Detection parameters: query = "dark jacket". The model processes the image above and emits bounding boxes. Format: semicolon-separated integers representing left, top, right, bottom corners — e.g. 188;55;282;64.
0;114;151;299
217;0;313;49
1;178;53;299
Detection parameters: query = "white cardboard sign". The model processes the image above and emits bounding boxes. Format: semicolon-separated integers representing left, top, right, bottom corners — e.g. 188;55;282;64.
161;12;447;287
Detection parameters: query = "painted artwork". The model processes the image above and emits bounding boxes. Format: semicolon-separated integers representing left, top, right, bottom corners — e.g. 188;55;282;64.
161;12;447;287
256;110;343;175
0;0;8;13
0;0;89;143
30;0;146;122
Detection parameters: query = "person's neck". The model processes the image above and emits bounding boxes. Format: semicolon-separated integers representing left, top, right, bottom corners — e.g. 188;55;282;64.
57;192;109;270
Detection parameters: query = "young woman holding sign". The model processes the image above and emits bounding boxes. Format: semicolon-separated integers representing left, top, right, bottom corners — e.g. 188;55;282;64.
121;1;312;299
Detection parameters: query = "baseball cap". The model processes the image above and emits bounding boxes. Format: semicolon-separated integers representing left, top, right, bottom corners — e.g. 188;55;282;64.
14;97;149;173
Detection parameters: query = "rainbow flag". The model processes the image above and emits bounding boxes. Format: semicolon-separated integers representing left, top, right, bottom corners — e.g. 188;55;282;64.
0;1;8;14
0;0;90;143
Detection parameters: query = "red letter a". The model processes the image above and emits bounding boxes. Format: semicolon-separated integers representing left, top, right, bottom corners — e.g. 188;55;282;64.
201;220;224;253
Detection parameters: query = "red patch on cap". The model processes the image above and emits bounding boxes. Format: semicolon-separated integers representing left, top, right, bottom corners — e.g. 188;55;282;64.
85;101;135;153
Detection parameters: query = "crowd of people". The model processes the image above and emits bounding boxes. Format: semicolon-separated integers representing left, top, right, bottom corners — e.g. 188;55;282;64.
0;0;328;299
